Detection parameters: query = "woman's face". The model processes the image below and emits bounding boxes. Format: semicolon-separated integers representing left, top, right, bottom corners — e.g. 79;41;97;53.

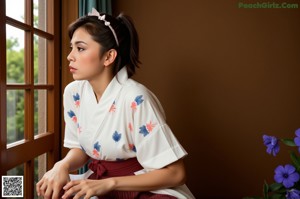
67;27;105;81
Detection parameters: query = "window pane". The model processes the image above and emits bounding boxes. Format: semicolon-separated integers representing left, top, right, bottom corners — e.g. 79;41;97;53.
6;25;25;84
34;153;47;199
34;90;47;136
7;90;25;145
6;0;25;23
7;164;24;176
34;0;47;32
34;35;47;84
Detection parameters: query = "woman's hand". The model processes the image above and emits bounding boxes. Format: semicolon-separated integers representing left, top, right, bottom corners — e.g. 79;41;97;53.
36;148;89;198
62;178;115;199
36;161;70;199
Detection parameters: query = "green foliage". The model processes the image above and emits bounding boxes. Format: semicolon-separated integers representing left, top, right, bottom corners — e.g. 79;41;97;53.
6;37;24;83
6;35;39;143
281;138;297;147
6;37;25;144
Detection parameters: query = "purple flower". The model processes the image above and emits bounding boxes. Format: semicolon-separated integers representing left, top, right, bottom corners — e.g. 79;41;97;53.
286;189;300;199
293;128;300;153
274;164;300;188
263;135;280;156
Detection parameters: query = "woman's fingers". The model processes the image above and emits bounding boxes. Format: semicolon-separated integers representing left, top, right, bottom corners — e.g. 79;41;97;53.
51;181;64;199
36;178;43;196
73;190;88;199
36;178;64;199
62;180;81;199
63;179;80;190
39;179;49;196
43;184;53;199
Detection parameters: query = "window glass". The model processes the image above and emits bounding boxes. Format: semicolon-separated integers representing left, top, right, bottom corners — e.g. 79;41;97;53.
5;0;25;23
6;25;25;84
7;163;24;176
34;35;48;84
7;90;25;145
34;0;48;32
34;90;47;136
34;153;47;199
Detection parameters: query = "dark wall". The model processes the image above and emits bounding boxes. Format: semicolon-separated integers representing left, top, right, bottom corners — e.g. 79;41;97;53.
113;1;300;198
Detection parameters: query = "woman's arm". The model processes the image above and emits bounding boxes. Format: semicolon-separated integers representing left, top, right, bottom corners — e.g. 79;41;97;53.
62;159;186;199
58;148;90;172
112;158;186;191
36;148;89;199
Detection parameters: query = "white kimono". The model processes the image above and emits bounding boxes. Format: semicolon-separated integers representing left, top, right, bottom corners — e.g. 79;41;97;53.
63;67;195;199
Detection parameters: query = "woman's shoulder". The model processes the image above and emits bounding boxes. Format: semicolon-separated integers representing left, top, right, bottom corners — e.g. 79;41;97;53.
122;79;162;106
123;79;153;99
122;79;166;119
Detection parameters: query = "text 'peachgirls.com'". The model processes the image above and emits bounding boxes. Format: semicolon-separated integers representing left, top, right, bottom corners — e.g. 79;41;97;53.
238;2;299;9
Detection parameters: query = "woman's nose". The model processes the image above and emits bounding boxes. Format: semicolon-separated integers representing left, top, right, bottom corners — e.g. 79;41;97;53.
67;50;74;62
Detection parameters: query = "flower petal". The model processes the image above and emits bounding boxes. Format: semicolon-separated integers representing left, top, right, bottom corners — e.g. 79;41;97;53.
295;128;300;137
274;174;284;183
289;172;300;183
294;137;300;146
266;147;272;154
285;164;296;174
283;178;294;188
286;189;300;199
272;145;280;156
271;137;278;145
263;135;271;145
274;165;285;174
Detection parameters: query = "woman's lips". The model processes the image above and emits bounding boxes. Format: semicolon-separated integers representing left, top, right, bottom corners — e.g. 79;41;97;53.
69;66;77;73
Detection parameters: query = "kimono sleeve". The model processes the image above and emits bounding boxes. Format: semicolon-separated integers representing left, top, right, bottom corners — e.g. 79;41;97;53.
130;89;187;170
63;82;81;149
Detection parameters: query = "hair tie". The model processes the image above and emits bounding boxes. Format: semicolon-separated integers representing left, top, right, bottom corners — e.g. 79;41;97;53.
88;8;119;46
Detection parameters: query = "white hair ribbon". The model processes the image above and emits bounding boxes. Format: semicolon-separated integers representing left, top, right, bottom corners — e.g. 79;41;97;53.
88;8;119;46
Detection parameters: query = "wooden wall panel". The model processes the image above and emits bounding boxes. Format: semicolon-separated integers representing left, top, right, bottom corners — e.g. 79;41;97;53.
112;1;300;198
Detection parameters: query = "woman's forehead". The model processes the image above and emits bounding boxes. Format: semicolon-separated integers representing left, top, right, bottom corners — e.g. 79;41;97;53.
70;28;93;44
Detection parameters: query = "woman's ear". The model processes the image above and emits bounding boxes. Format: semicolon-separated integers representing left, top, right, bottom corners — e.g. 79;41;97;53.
104;49;117;67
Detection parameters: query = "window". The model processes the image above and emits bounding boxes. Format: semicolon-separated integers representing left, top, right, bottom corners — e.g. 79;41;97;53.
0;0;61;198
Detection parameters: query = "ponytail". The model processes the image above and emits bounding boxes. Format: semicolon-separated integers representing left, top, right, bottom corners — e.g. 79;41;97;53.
115;13;141;78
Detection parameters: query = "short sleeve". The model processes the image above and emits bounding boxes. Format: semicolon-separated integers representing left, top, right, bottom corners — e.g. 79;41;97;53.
63;82;81;149
129;88;187;170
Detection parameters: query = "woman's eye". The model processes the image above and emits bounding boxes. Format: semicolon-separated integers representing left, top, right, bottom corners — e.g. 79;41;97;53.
77;47;84;52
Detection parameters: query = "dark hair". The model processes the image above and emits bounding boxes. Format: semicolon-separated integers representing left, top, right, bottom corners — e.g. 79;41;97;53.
68;12;141;78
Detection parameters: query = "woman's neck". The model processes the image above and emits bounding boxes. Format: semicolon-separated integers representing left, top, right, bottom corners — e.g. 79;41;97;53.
89;70;114;103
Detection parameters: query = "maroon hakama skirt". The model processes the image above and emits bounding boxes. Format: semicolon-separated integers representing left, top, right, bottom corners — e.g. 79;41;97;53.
88;158;177;199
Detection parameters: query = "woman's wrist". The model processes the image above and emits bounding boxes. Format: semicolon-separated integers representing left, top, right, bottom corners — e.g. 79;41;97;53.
107;177;118;191
54;160;71;172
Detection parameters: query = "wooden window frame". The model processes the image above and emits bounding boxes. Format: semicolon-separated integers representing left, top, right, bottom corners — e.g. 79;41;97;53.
0;0;60;198
61;0;79;159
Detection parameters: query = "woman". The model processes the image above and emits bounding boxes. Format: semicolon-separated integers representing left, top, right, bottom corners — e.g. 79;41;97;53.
36;8;194;199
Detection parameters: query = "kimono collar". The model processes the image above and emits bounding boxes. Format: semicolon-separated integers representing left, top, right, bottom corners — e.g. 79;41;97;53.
114;66;128;85
94;66;128;105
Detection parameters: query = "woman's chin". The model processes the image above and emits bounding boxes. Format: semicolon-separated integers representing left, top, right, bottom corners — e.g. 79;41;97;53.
72;75;85;81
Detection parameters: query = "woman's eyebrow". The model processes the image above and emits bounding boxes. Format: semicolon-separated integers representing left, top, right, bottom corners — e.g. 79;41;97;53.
70;41;88;46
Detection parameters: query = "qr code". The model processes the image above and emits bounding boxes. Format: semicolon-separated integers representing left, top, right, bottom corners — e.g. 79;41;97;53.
2;176;23;198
